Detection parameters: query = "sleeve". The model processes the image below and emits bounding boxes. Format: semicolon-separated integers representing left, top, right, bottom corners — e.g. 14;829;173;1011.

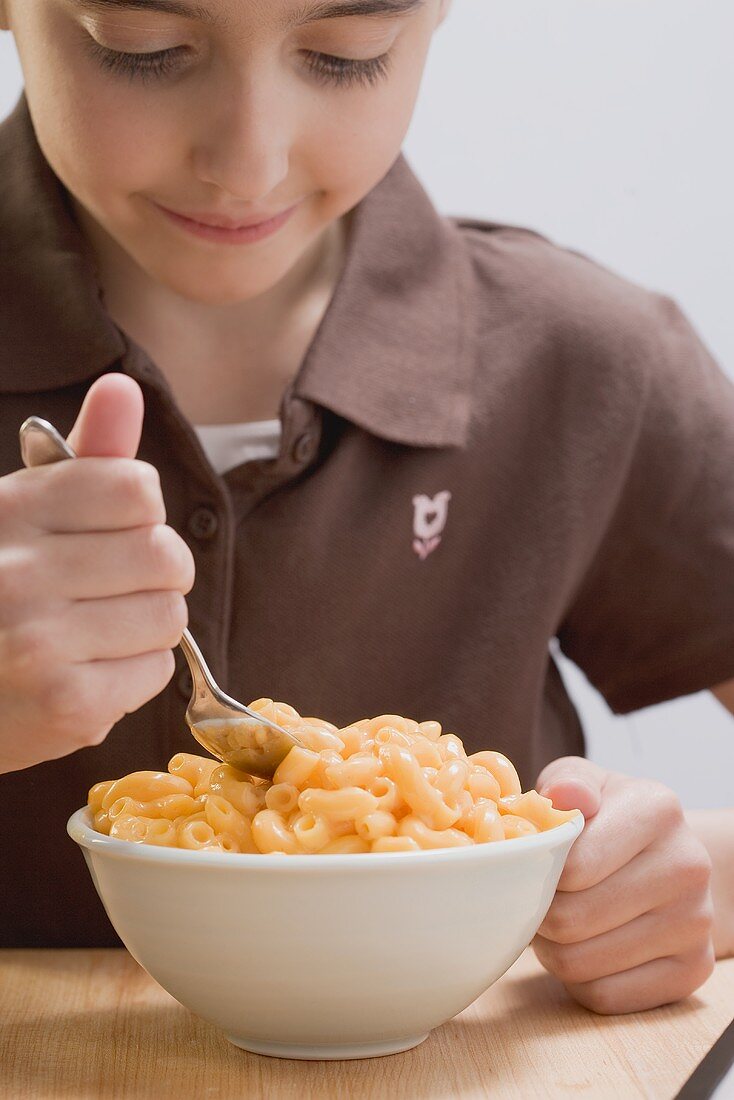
557;293;734;714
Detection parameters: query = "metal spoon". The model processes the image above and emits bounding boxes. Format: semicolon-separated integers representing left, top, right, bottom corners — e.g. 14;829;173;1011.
19;414;302;779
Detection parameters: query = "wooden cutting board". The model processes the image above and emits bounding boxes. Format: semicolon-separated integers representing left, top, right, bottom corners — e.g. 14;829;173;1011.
1;948;732;1099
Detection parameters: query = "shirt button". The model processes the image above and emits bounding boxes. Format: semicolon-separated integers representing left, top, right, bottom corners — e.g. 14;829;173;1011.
187;506;219;541
177;666;193;700
291;431;317;465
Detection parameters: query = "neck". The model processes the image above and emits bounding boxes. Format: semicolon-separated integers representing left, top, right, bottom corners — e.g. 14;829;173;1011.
72;201;350;423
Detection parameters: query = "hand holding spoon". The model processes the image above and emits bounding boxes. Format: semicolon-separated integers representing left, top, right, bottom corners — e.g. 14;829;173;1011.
19;414;302;779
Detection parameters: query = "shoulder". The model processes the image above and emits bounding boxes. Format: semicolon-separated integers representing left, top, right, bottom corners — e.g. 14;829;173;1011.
451;215;677;357
449;214;694;410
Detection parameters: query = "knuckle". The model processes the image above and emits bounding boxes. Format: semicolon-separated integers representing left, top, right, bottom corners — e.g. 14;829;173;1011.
541;897;582;944
116;461;165;523
178;541;196;594
155;590;189;645
675;945;716;1001
137;459;166;523
676;846;713;896
126;649;176;709
0;473;21;522
145;525;178;579
569;979;617;1016
0;571;15;617
0;549;37;614
0;567;10;611
180;547;196;594
539;905;564;942
43;670;88;725
135;460;163;498
649;782;684;828
685;901;715;943
42;672;105;747
0;470;45;527
61;692;112;749
691;944;716;987
535;936;578;984
560;849;594;893
147;648;176;694
549;944;586;985
6;621;54;676
146;526;195;591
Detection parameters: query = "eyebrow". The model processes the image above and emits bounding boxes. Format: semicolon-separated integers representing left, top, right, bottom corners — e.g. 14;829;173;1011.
74;0;226;25
73;0;425;29
289;0;426;23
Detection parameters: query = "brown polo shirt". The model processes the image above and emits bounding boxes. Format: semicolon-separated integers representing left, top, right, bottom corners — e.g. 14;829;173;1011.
2;93;734;947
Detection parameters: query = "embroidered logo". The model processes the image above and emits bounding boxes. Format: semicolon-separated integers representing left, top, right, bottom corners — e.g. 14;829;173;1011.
412;491;452;560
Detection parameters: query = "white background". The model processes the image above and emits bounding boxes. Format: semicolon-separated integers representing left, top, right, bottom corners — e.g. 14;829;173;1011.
1;1;732;807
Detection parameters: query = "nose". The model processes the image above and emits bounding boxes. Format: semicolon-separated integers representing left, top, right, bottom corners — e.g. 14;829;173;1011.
192;71;291;204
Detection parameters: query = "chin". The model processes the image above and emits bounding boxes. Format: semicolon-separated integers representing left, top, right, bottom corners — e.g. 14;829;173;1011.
153;265;286;306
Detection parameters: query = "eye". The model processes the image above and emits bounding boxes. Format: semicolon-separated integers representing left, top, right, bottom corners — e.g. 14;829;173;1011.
86;40;188;83
303;50;392;89
86;37;391;89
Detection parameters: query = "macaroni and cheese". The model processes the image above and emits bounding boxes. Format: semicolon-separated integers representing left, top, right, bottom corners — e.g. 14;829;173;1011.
88;699;580;854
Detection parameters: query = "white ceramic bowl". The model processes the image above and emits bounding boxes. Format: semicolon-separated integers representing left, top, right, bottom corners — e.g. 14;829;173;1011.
68;807;583;1060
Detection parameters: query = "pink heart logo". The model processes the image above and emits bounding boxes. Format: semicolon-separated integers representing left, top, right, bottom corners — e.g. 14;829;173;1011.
413;536;441;560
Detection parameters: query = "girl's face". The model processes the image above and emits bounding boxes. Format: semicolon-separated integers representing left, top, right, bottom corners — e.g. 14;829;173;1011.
3;0;450;304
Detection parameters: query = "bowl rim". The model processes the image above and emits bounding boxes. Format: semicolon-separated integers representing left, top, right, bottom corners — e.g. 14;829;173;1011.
68;805;584;873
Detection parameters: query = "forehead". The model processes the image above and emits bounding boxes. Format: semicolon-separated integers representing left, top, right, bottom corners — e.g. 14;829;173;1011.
70;0;427;31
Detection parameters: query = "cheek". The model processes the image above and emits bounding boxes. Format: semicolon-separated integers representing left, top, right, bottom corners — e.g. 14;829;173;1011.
25;65;166;225
303;60;426;213
20;18;180;222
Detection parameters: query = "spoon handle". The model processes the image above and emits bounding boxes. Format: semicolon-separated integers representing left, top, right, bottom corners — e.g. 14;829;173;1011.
20;416;77;466
179;629;228;705
178;629;267;719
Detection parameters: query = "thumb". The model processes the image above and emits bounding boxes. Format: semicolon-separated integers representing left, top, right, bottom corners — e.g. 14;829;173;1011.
67;374;145;459
536;756;606;820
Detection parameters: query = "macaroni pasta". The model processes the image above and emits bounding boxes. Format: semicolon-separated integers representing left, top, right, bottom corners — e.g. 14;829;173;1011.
88;700;580;854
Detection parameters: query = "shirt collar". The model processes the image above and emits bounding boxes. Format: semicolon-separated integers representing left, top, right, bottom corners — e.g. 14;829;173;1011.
0;93;473;447
292;155;474;447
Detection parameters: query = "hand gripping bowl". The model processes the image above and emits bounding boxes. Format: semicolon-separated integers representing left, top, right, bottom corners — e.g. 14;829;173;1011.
68;807;583;1060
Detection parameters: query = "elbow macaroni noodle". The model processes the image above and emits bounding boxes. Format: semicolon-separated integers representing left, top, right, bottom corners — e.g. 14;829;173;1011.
88;699;580;854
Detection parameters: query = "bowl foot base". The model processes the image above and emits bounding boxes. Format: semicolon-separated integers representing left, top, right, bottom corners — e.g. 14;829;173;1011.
226;1032;430;1060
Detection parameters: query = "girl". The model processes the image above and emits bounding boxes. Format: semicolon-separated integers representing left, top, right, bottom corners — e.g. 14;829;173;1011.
0;0;732;1013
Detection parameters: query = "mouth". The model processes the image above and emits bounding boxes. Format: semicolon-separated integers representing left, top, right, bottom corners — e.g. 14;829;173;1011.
152;200;301;244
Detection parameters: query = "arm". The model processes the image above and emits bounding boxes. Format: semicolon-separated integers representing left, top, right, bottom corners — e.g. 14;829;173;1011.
685;678;734;959
711;678;734;711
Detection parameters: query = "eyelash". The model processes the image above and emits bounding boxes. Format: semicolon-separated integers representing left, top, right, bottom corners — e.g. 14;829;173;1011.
86;40;392;89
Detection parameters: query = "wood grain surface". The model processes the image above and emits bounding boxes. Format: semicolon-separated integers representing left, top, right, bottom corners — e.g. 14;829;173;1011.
1;948;732;1099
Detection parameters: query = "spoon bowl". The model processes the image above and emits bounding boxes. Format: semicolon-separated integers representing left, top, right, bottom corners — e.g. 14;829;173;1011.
178;629;301;778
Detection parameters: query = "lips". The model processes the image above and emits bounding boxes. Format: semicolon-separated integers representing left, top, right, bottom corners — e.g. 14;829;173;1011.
155;203;295;230
151;198;301;246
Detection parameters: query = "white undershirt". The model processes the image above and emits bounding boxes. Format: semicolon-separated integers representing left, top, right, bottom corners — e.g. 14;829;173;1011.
194;419;283;475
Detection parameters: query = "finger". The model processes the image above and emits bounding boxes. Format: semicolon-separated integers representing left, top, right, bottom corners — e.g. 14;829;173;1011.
537;756;606;819
36;526;195;600
561;945;716;1015
64;591;188;661
534;897;714;985
69;650;178;743
1;650;175;767
10;459;165;534
539;834;705;943
68;374;144;459
537;831;708;946
555;774;681;892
